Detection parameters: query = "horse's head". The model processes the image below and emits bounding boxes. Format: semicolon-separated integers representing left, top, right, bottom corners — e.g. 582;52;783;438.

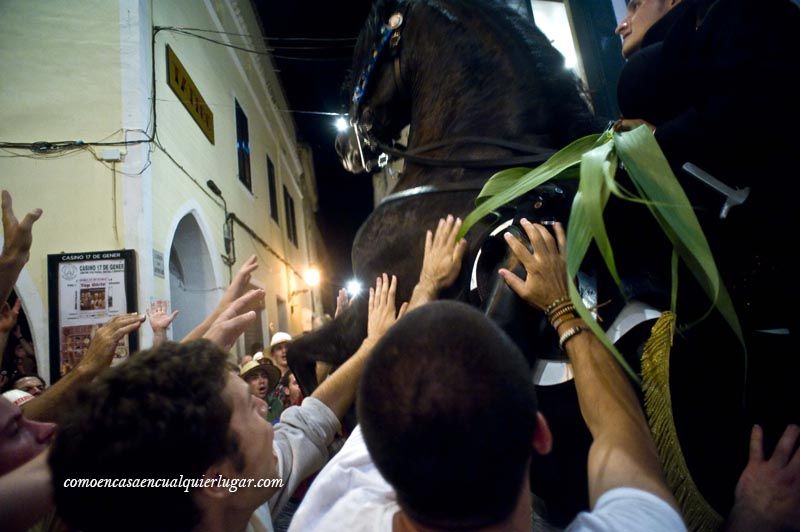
336;1;411;174
337;0;599;176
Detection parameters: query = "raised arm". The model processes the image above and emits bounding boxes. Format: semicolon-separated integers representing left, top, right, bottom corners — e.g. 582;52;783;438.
201;288;262;351
500;219;678;510
181;255;258;342
21;313;145;423
408;215;468;311
311;273;406;420
0;191;42;308
0;299;21;367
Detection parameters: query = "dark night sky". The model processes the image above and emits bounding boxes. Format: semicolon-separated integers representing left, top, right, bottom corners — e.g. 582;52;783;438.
256;1;376;306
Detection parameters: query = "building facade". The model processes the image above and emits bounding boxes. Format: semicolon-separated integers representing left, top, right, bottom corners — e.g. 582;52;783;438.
0;0;321;382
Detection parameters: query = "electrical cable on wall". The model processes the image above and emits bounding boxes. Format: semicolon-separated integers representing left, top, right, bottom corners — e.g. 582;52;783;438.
2;22;330;279
155;26;353;60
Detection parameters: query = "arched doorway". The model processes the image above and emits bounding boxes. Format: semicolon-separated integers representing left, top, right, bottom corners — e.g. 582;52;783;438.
168;214;218;341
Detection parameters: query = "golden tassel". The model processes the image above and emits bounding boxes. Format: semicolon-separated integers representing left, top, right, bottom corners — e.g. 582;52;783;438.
641;311;724;532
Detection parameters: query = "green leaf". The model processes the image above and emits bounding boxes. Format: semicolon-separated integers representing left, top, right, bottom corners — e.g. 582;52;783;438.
567;144;638;381
613;126;743;347
456;134;603;239
459;124;744;382
578;140;621;287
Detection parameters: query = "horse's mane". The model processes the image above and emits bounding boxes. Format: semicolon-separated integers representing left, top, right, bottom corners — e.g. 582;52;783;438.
343;0;599;144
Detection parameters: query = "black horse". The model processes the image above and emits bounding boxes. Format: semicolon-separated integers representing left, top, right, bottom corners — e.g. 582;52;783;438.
287;0;796;527
288;0;613;522
290;0;597;387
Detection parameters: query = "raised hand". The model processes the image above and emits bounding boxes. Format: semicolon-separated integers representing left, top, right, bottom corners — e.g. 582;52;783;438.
147;300;179;347
147;300;179;332
727;424;800;532
419;215;468;293
367;273;407;343
1;190;43;304
203;289;263;350
499;219;568;311
408;215;468;310
181;256;259;342
79;313;146;375
220;255;258;309
334;288;350;318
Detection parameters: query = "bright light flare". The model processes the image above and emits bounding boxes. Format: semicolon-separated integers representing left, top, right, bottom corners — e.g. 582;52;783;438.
335;116;349;132
303;267;321;287
346;279;362;297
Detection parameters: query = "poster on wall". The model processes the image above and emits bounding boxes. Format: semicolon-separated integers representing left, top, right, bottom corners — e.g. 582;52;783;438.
47;249;137;383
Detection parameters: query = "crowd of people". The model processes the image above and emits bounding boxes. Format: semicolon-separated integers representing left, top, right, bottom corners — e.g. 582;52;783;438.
2;0;800;530
1;180;797;532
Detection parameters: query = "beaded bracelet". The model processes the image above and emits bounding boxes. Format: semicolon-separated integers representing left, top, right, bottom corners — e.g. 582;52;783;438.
546;301;573;317
559;325;589;350
544;295;570;316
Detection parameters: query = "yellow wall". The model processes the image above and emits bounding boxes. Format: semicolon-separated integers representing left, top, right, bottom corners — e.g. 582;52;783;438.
0;0;320;375
0;0;124;377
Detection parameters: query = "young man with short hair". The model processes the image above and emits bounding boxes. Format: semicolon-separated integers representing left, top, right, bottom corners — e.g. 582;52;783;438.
48;273;407;532
290;221;684;531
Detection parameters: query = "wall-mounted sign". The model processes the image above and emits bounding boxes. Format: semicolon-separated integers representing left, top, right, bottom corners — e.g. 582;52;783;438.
47;250;138;383
153;249;165;278
166;44;215;144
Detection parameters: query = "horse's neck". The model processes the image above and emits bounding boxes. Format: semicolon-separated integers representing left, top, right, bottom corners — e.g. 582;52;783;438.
396;101;542;191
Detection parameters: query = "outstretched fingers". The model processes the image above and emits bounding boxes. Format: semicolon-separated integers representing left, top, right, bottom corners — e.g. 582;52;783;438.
446;216;463;243
114;318;146;339
19;207;43;233
235;255;259;281
397;301;409;319
220;289;265;321
748;424;765;464
503;231;534;270
1;190;17;231
424;229;433;257
770;424;800;467
106;313;146;338
554;222;567;256
521;218;556;256
220;310;257;339
227;256;259;297
452;234;468;265
498;267;527;298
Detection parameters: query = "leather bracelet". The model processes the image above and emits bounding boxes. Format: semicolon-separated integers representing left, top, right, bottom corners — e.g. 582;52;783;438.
548;304;575;322
551;314;577;330
559;325;589;351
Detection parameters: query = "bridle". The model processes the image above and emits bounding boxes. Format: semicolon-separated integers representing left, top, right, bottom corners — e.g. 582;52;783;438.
348;3;557;174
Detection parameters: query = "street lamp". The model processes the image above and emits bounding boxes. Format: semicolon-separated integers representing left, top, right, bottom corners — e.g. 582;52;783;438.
303;267;321;287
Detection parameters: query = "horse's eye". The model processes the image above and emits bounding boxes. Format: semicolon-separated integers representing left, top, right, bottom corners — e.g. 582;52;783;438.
361;108;374;131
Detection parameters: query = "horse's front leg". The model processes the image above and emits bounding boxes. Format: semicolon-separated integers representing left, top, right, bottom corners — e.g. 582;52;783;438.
287;294;369;396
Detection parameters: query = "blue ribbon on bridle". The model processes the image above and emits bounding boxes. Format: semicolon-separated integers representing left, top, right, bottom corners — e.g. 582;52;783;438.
352;24;395;107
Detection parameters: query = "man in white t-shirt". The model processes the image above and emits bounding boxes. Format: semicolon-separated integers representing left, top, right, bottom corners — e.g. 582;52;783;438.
291;221;686;532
